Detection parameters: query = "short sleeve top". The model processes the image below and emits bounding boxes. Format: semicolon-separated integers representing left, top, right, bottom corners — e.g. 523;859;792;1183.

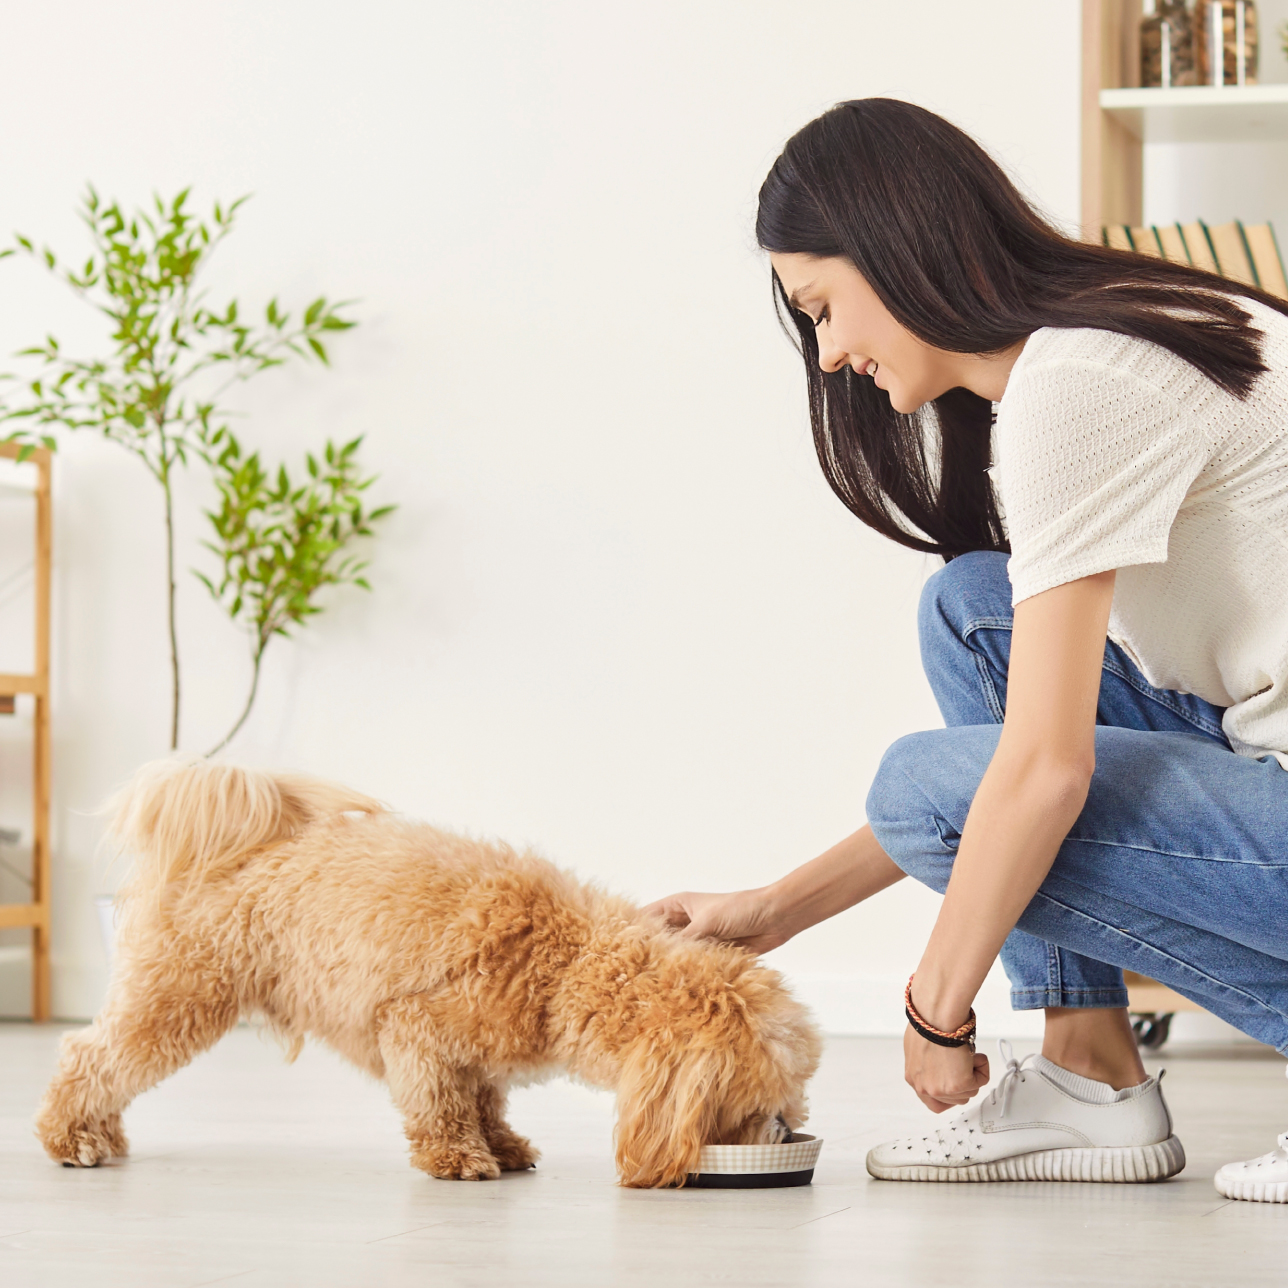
992;298;1288;768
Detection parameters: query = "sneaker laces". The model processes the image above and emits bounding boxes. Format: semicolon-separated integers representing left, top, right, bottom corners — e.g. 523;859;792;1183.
988;1038;1039;1121
931;1040;1035;1158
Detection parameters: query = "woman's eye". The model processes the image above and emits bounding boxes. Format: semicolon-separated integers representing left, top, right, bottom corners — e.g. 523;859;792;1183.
814;309;829;328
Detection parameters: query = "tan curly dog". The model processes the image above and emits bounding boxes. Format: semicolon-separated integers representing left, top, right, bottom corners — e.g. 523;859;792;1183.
36;759;820;1187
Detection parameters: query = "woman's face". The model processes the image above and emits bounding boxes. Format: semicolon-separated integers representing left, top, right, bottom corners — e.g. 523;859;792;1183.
769;252;961;414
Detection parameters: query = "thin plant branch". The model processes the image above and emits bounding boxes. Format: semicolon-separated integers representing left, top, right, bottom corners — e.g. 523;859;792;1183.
0;187;371;751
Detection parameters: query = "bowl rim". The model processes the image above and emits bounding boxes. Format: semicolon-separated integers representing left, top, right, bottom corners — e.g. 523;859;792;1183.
697;1132;820;1151
695;1133;823;1176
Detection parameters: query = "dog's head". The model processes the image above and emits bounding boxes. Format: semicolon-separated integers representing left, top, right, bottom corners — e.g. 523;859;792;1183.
613;951;821;1188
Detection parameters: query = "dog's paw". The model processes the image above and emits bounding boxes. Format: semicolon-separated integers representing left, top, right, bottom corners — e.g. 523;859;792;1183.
411;1140;503;1181
486;1128;539;1172
38;1116;128;1168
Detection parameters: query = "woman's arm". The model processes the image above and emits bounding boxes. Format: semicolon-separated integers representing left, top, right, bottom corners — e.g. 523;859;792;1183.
643;823;905;953
906;569;1116;1112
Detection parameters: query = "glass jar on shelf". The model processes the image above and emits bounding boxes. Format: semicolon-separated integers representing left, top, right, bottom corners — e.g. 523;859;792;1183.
1199;0;1259;86
1141;1;1200;87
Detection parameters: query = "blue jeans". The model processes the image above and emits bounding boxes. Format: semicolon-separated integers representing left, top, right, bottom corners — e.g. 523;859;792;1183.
865;550;1288;1054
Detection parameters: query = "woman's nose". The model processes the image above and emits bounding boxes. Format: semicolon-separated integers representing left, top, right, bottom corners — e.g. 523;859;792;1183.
817;336;848;373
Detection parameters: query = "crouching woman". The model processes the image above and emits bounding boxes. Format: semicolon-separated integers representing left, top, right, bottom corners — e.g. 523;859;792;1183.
649;97;1288;1201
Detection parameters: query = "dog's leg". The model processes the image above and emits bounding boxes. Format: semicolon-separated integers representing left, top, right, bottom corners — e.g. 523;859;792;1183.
36;969;237;1167
376;995;501;1181
476;1082;539;1172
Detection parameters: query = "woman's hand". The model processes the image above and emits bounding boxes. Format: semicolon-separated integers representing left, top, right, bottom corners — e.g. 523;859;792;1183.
642;888;793;953
644;825;906;955
903;1027;990;1113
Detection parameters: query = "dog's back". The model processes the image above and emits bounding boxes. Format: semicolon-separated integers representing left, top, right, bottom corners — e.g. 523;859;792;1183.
110;759;617;1073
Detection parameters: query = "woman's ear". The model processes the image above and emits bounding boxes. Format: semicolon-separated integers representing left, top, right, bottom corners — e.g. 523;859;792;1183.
613;1036;736;1189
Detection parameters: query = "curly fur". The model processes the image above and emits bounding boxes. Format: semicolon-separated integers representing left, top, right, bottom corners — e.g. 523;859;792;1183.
36;759;821;1187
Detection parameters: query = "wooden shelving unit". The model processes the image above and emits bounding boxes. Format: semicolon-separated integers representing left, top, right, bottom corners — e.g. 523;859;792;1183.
1082;0;1145;235
1081;1;1274;1030
0;441;52;1020
1083;2;1288;233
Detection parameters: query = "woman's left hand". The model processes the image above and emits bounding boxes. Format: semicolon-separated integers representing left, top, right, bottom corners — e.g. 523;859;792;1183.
903;1027;990;1113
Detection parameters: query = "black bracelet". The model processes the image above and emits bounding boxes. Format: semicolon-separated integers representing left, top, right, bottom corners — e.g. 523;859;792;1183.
905;1006;976;1049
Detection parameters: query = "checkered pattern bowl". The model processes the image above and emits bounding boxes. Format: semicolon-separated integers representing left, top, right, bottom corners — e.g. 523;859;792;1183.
687;1133;823;1188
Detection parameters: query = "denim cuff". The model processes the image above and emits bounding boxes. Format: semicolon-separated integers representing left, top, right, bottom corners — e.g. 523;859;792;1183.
1010;986;1131;1011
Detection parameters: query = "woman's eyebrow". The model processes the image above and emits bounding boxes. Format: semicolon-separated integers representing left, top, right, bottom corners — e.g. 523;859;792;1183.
788;282;817;310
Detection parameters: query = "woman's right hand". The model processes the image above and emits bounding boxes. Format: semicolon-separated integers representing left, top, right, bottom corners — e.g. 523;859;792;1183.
643;825;905;955
641;888;793;954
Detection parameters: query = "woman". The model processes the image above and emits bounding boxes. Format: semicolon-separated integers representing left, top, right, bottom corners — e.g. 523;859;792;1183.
648;98;1288;1201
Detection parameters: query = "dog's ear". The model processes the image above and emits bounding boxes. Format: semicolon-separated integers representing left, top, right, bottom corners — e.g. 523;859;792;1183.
613;1035;736;1189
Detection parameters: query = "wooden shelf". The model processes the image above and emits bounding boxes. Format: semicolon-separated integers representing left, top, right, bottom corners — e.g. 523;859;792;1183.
0;903;45;931
1083;5;1265;1038
0;440;52;1020
1101;84;1288;143
0;673;46;696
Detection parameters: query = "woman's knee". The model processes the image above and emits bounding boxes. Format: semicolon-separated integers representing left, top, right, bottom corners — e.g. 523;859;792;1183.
866;726;999;893
917;549;1012;656
866;731;958;893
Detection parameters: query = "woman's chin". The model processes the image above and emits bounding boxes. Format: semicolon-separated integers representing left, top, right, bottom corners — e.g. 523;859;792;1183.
887;389;927;415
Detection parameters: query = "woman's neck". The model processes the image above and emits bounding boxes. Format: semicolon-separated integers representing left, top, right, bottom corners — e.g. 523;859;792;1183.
948;337;1029;403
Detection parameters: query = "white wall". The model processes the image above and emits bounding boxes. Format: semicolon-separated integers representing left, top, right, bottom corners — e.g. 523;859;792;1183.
0;0;1083;1032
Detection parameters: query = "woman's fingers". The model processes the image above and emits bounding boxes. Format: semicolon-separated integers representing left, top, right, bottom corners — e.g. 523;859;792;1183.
640;894;696;928
915;1090;970;1113
642;889;787;951
903;1027;991;1112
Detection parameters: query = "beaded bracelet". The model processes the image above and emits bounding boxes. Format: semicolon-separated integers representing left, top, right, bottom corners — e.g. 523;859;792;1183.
904;974;977;1050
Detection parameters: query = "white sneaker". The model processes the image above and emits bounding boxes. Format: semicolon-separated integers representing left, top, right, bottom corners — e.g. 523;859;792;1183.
866;1041;1185;1183
1214;1134;1288;1202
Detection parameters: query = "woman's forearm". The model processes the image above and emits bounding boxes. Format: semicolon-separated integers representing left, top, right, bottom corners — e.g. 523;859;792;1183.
764;823;906;939
911;744;1091;1032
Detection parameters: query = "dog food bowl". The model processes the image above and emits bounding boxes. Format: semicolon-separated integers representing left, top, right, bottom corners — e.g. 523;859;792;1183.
687;1133;823;1188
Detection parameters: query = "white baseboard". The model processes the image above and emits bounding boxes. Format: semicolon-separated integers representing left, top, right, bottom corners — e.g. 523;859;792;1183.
0;946;103;1022
783;970;1260;1046
0;945;31;1019
0;953;1262;1048
784;971;1043;1039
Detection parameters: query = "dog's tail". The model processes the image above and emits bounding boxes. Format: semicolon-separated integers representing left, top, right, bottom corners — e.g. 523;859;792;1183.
109;757;384;892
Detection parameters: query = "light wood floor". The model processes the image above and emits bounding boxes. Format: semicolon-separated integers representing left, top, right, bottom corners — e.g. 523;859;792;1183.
1;1023;1286;1286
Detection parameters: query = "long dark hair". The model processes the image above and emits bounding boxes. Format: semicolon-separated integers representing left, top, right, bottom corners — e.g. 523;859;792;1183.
756;98;1288;559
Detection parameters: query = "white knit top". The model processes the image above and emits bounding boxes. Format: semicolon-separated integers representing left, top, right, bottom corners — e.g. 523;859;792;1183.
993;298;1288;769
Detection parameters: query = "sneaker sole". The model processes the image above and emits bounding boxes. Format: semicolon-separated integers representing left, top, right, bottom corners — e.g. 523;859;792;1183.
866;1135;1185;1184
1214;1174;1288;1203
